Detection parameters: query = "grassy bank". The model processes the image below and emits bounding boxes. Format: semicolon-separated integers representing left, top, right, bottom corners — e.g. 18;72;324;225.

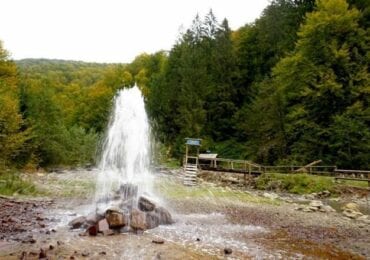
0;170;40;196
155;179;279;205
256;173;368;194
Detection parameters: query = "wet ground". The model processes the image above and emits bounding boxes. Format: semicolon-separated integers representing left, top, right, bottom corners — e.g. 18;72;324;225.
0;169;369;259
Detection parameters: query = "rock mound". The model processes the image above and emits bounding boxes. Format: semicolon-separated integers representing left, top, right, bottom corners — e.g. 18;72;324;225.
69;184;173;236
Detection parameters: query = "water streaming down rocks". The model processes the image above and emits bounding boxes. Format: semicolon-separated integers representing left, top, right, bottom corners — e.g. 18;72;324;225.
69;86;173;235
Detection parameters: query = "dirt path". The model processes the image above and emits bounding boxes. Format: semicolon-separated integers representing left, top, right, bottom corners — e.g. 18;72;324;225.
0;169;369;259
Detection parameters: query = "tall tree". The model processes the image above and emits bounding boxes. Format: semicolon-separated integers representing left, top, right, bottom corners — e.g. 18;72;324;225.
273;0;369;167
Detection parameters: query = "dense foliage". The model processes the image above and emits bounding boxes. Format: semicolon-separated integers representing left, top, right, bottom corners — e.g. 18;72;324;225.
147;0;369;169
0;0;368;170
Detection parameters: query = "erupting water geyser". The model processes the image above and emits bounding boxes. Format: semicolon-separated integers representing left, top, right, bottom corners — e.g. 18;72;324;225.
95;85;153;209
68;85;172;234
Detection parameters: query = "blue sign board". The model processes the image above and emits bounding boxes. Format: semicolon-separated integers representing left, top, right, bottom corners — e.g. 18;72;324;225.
185;138;201;146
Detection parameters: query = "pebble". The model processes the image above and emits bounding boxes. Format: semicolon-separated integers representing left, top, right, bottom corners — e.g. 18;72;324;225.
152;238;165;244
224;248;232;255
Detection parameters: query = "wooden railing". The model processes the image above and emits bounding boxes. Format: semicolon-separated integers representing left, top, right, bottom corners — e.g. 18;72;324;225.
190;156;369;185
261;165;337;175
198;157;262;175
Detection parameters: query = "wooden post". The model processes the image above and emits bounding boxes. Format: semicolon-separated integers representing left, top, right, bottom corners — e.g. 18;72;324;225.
185;145;188;166
296;160;322;173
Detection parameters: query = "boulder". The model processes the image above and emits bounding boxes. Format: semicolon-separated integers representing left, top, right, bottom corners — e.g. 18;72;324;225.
146;212;160;229
97;219;109;232
105;210;127;229
155;207;173;225
130;209;147;230
86;213;104;226
68;216;86;229
138;196;156;212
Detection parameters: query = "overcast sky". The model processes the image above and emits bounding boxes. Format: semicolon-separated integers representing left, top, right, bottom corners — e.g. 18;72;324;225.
1;0;269;63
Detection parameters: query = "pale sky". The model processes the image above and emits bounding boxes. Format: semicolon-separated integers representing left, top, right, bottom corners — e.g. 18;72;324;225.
1;0;269;63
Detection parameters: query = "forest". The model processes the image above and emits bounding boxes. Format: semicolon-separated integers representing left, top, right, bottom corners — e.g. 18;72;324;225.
0;0;369;171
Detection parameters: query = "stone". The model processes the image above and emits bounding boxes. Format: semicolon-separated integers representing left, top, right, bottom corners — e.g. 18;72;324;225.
146;211;160;229
322;190;331;197
22;236;36;244
309;200;323;208
39;248;47;259
343;209;363;219
152;238;165;244
342;203;360;212
130;208;147;230
68;216;86;229
98;219;109;232
224;248;232;254
87;225;97;236
105;210;127;229
138;196;156;212
86;212;104;226
358;215;370;224
154;207;173;225
308;206;319;211
263;192;278;200
321;205;336;213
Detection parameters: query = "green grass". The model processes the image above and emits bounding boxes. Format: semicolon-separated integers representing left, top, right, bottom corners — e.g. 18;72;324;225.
0;170;40;196
155;179;280;205
256;172;368;194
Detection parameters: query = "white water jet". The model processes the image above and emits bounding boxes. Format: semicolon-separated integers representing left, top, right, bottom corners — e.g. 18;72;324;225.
95;85;154;210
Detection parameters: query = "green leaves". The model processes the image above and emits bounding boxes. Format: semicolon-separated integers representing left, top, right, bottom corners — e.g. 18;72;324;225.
270;0;369;168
